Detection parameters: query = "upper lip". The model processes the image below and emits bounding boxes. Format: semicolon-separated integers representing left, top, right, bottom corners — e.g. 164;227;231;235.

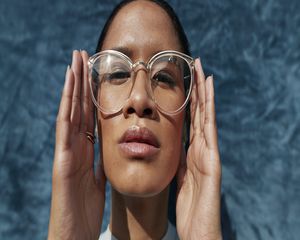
119;126;160;148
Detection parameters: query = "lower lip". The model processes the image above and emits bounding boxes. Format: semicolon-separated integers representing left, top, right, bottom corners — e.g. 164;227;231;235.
118;142;159;158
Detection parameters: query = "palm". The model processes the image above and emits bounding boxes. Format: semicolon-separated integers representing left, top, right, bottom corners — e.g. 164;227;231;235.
54;123;104;239
176;59;222;240
49;51;105;240
55;122;94;179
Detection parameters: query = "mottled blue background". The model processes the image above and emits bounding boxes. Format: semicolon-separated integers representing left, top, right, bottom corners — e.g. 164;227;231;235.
0;0;299;239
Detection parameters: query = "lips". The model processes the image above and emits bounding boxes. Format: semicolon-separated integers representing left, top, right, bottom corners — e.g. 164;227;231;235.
118;125;160;158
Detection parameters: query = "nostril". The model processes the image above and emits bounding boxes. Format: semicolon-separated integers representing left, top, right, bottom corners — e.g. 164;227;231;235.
143;108;153;116
124;103;154;118
127;107;135;114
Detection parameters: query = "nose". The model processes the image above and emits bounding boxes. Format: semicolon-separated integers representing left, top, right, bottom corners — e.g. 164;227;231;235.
122;69;157;119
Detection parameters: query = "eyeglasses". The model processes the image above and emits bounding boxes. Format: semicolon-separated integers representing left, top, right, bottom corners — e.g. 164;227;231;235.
88;50;194;115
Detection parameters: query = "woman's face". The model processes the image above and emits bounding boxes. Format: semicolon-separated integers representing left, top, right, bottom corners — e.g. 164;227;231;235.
99;0;185;197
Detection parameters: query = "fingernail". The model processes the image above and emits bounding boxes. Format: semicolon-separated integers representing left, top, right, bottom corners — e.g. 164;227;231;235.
72;51;75;64
194;58;199;69
72;50;78;68
64;65;70;90
73;49;79;55
209;75;215;89
195;58;202;69
66;65;70;75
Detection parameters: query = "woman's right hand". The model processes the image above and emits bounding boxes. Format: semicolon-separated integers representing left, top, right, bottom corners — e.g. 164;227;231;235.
48;50;106;240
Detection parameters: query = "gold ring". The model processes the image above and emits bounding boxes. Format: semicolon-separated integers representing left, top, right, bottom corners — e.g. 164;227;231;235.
86;131;95;144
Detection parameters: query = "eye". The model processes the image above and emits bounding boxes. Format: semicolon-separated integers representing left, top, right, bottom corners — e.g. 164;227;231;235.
107;71;130;80
152;71;176;88
103;71;131;84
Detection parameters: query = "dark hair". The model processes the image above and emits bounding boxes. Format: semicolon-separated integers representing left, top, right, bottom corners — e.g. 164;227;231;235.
95;0;190;55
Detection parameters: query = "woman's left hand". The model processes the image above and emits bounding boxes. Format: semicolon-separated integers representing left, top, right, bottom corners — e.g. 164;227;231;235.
176;58;222;240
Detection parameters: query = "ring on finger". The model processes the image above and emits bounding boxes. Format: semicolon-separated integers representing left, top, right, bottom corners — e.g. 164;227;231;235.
86;131;95;144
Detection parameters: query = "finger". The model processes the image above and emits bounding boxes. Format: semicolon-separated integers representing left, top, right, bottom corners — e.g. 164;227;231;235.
57;66;73;122
189;76;197;141
196;58;206;132
192;58;206;137
204;75;218;149
80;50;95;134
70;50;83;130
56;66;75;149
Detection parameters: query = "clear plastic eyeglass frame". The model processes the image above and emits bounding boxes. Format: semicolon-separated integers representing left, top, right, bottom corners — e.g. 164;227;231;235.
88;49;195;116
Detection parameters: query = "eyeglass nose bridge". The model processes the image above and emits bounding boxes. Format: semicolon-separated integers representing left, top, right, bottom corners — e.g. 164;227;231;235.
132;61;149;73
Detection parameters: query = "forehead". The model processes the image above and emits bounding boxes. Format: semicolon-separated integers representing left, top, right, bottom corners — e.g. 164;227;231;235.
101;1;182;59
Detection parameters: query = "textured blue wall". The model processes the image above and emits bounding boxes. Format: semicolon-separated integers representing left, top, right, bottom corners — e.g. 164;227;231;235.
0;0;299;239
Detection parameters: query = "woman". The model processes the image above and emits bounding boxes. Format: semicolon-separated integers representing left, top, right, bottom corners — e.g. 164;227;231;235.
48;0;222;239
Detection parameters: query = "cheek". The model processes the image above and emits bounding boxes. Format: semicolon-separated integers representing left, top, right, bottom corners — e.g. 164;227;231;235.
98;118;118;174
159;118;184;173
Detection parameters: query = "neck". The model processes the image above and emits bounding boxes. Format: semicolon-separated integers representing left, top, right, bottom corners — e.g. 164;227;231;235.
109;187;169;240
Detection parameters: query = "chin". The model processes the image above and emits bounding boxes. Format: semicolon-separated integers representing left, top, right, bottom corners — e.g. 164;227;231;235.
118;189;163;198
109;171;171;198
115;185;164;198
103;149;179;198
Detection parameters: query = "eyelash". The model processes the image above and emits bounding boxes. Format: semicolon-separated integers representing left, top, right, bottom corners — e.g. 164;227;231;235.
107;71;131;80
152;72;176;87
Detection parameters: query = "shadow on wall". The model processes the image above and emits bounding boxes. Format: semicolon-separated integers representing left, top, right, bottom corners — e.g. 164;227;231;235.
221;194;237;240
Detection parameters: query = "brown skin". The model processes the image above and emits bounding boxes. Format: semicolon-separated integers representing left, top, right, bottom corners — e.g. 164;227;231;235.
48;1;222;240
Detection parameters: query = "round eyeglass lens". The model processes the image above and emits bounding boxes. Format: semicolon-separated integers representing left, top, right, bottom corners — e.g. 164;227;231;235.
90;53;133;113
150;54;192;113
